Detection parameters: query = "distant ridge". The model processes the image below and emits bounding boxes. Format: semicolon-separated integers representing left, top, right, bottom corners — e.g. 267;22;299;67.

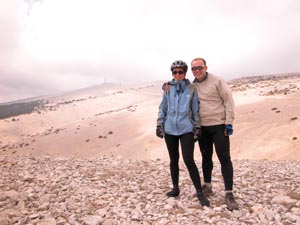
0;82;120;105
1;74;299;120
0;82;121;119
228;72;300;83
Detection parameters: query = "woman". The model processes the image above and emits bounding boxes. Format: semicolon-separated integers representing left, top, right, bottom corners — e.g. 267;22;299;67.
156;60;209;207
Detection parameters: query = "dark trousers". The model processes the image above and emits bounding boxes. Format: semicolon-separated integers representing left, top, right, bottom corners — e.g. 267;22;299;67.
198;124;233;191
164;132;202;191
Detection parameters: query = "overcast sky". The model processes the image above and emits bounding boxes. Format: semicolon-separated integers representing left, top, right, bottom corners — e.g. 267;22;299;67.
1;0;300;103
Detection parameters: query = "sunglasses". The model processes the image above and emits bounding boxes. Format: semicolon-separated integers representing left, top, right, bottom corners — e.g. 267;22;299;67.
191;66;205;71
172;70;185;75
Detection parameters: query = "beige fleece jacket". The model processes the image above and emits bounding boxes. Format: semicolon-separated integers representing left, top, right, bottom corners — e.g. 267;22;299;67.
194;73;234;126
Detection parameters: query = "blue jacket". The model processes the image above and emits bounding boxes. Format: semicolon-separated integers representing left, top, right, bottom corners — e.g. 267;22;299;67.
157;79;200;135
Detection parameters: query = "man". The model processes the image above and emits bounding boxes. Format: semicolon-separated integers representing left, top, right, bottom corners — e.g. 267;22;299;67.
190;57;238;210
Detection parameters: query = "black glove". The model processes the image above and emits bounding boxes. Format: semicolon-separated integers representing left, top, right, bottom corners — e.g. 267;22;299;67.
156;125;164;138
224;124;233;136
193;127;202;142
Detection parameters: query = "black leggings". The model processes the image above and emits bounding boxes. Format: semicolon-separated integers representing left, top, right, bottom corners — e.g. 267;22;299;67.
164;132;202;191
198;124;233;191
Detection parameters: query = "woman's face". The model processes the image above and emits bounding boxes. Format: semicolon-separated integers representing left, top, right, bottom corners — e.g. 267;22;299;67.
172;68;186;81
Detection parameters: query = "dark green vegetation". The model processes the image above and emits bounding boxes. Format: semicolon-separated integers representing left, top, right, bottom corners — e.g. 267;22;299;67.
0;100;43;119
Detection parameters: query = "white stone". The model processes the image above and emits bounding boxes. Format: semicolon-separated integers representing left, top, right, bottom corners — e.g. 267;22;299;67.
81;216;103;225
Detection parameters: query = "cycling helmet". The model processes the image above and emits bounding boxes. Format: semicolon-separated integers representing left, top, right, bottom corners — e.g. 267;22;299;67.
170;60;188;73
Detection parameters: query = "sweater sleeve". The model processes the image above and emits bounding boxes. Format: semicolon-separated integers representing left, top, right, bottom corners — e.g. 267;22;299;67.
217;77;235;125
157;92;168;126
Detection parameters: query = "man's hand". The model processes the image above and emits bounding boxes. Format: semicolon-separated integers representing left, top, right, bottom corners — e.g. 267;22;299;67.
156;125;164;138
224;124;233;136
193;127;202;142
162;82;171;92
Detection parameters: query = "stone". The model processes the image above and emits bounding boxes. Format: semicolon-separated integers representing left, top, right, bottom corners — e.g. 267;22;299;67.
1;156;300;224
81;215;103;225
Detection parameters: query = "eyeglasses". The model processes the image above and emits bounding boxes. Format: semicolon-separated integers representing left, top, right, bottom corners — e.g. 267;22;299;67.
172;70;185;75
191;66;205;71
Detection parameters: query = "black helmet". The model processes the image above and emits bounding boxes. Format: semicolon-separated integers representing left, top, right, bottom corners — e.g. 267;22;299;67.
170;60;188;73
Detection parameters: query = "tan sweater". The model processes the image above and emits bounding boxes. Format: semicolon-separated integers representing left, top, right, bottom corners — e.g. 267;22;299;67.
194;73;234;126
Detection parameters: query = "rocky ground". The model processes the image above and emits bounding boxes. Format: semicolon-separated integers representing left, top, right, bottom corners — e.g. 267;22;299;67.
1;156;300;225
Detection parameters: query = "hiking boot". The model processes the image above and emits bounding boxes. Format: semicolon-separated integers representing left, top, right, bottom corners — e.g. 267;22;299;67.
166;187;180;197
202;184;213;197
225;192;239;210
197;191;210;207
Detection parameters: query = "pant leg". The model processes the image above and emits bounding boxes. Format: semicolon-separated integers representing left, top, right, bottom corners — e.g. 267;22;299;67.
180;132;202;191
213;124;234;191
198;126;214;183
164;133;180;187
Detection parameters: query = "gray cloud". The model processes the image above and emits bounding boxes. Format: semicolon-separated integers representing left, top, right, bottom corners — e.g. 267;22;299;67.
1;0;300;103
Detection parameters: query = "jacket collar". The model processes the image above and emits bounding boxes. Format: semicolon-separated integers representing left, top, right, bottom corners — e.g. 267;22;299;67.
170;79;190;93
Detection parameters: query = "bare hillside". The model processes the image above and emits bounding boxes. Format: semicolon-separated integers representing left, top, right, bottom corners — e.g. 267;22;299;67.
0;75;300;160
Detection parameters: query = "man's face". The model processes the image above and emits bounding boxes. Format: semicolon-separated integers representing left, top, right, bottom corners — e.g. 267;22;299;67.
191;59;207;80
